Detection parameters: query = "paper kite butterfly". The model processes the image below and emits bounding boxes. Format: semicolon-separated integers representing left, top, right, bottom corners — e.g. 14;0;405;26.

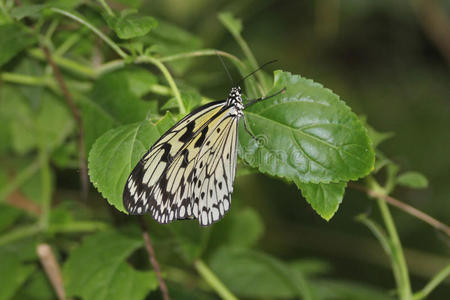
123;62;284;226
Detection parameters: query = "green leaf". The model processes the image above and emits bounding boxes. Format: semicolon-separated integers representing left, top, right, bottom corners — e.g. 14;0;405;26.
397;171;428;189
104;14;158;39
162;92;202;112
0;204;22;232
10;4;48;20
360;116;394;148
83;67;156;152
168;221;210;263
0;24;36;67
295;180;346;221
239;70;375;184
3;89;73;154
0;249;35;300
218;12;242;36
212;207;264;249
143;21;202;73
88;120;163;212
13;270;54;300
312;279;392;300
209;247;300;298
63;231;158;300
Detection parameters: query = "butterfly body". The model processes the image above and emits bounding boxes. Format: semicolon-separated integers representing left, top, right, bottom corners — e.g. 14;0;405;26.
123;86;244;226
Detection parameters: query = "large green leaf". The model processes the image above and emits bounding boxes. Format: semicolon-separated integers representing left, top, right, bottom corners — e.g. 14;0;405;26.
88;115;175;212
295;180;346;221
63;231;157;300
239;70;374;184
83;67;157;152
0;24;36;67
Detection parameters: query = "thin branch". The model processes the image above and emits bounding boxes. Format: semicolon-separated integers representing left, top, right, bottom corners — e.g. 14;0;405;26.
138;217;170;300
37;244;68;300
7;190;42;216
349;183;450;237
42;47;88;201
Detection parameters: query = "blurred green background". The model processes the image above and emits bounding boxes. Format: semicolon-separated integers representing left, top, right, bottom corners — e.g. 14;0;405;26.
0;0;449;299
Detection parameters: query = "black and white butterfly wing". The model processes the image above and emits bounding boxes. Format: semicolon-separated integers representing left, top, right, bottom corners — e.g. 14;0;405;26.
123;100;239;225
191;115;239;226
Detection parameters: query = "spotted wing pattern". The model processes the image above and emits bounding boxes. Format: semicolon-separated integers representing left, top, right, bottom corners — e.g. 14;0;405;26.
191;116;239;225
123;100;239;226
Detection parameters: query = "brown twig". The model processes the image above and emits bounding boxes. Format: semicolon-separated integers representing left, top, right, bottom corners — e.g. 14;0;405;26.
349;183;450;237
42;47;88;200
7;190;42;215
37;243;69;300
138;217;170;300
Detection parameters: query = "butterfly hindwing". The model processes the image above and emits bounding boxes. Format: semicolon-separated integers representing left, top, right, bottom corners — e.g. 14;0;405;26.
191;116;239;225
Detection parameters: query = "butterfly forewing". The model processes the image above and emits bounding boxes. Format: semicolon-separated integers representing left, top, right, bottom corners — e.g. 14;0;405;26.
123;99;240;225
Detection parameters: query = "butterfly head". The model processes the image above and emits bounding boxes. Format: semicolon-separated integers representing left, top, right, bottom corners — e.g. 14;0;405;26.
226;86;243;110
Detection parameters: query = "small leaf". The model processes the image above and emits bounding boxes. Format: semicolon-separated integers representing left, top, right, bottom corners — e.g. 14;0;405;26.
0;24;36;67
397;171;428;189
218;12;242;36
209;247;300;298
105;14;158;39
63;231;157;300
88;120;164;212
295;180;346;221
0;249;35;300
239;70;375;184
360;116;394;148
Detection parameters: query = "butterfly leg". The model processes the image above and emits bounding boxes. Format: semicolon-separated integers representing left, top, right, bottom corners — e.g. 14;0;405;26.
242;116;257;140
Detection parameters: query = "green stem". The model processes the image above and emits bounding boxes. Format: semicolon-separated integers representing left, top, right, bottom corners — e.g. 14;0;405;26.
51;8;127;59
159;49;244;68
0;221;108;247
194;259;237;300
136;56;185;114
38;149;51;232
0;225;40;247
0;160;41;203
54;30;84;56
29;48;95;77
49;221;109;234
1;72;54;87
225;27;268;93
369;177;412;300
413;263;450;300
44;19;60;43
98;0;115;16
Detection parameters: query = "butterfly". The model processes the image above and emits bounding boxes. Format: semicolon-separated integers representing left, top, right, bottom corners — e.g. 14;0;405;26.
123;63;284;226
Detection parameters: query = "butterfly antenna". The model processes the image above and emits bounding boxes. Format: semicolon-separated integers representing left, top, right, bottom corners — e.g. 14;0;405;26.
215;50;235;86
237;59;277;86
